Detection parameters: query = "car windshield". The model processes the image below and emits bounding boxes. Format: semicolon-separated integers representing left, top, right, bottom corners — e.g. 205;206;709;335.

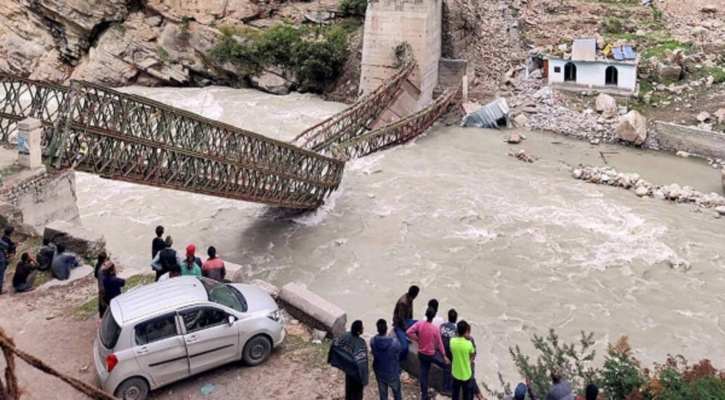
200;278;246;312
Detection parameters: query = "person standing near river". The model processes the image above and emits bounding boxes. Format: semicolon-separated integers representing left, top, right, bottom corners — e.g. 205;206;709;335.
150;236;183;281
371;319;402;400
94;252;109;318
151;225;165;259
328;320;369;400
392;285;420;362
440;309;459;396
450;320;475;400
202;246;226;282
407;307;449;400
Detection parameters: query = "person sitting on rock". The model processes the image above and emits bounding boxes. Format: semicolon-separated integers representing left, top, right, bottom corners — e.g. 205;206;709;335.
12;253;39;293
35;238;56;271
50;244;80;281
202;246;226;282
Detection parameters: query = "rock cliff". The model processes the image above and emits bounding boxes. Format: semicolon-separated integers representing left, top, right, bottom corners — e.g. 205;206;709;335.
0;0;336;89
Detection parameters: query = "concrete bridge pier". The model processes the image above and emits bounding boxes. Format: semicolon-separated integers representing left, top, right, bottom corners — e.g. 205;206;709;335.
360;0;442;111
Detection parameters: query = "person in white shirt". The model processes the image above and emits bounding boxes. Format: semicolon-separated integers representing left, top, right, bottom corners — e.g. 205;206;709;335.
158;264;181;282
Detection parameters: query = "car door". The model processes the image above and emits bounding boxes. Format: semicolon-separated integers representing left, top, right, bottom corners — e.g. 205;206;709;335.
179;306;240;375
133;313;189;386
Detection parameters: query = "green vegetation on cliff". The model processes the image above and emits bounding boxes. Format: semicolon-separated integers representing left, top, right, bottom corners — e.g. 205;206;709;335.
485;329;725;400
210;23;350;93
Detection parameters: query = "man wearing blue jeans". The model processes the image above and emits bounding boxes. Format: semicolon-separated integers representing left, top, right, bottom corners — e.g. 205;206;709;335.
439;308;459;396
392;285;420;361
371;319;403;400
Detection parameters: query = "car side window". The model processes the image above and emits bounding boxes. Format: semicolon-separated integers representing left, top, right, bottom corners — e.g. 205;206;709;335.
180;307;228;333
135;314;178;346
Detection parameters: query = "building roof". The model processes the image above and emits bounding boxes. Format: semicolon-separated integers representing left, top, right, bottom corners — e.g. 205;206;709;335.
572;39;597;61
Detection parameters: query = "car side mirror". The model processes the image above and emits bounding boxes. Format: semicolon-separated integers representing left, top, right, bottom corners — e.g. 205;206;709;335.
228;315;236;326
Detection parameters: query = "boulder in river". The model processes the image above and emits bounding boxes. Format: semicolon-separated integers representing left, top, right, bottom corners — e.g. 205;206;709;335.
508;133;522;144
615;110;647;145
250;70;294;96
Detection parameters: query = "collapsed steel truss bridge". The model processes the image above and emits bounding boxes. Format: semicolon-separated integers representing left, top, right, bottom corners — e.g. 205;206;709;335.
0;63;457;209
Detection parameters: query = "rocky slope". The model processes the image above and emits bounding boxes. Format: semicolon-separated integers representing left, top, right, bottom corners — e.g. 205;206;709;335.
0;0;339;88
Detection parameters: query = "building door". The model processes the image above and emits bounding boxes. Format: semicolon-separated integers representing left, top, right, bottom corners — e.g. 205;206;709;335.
605;66;618;86
564;62;577;82
543;60;549;78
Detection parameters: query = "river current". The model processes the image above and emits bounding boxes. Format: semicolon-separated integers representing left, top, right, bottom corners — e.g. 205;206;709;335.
76;86;725;384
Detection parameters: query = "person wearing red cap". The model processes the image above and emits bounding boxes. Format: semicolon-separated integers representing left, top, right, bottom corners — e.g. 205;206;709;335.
181;244;202;277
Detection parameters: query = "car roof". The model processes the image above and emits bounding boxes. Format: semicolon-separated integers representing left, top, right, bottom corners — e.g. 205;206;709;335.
111;276;209;325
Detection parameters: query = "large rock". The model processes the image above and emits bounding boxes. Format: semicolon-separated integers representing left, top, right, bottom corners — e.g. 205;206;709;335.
715;108;725;124
659;65;682;81
43;220;105;260
278;282;347;337
615;110;648;145
250;70;294;96
147;0;261;24
595;93;618;118
697;111;711;122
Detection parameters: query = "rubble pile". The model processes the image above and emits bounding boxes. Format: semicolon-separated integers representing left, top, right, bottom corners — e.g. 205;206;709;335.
507;73;619;143
571;165;725;218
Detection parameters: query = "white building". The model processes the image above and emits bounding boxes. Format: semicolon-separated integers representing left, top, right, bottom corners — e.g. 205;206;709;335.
543;39;638;93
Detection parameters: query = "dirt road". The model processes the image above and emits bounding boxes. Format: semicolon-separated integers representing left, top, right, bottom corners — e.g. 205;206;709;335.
0;275;422;399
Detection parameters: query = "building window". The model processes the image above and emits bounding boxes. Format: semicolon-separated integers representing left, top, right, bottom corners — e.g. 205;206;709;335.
554;66;561;73
564;62;577;82
605;66;619;86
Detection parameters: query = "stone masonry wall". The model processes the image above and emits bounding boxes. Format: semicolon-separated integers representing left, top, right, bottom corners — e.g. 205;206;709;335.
653;122;725;159
0;169;49;205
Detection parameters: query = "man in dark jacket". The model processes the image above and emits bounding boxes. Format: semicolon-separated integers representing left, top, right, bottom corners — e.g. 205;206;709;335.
371;319;402;400
152;225;165;259
328;320;369;400
392;285;419;361
102;262;126;304
0;226;17;294
439;309;458;396
35;238;56;270
12;253;39;292
150;236;183;281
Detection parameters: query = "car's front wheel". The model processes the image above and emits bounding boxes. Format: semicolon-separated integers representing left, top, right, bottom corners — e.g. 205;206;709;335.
114;377;150;400
242;335;272;366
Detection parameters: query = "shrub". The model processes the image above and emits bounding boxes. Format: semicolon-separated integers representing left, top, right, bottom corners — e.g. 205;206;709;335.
602;17;625;34
209;23;351;93
339;0;368;16
488;331;725;400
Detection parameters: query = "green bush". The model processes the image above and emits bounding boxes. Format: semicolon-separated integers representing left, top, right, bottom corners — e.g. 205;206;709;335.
339;0;368;16
602;17;625;34
487;332;725;400
209;23;351;93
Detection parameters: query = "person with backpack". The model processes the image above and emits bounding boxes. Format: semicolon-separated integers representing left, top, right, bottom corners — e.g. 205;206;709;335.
150;236;183;281
328;320;369;400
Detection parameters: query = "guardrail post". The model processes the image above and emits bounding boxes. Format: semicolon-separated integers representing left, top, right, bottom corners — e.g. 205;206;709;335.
17;117;43;169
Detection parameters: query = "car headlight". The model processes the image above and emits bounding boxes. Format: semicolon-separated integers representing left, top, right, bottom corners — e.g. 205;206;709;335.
267;309;282;323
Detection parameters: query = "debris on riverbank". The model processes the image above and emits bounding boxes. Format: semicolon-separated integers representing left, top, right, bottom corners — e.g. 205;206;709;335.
571;164;725;218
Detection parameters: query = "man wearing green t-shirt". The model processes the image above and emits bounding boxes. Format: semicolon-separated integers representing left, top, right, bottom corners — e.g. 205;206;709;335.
449;320;475;400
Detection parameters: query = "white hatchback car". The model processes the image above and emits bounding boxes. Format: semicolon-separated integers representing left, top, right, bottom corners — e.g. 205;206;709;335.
94;276;285;400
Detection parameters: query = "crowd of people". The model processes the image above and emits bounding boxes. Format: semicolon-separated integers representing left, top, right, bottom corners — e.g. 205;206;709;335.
0;226;87;295
328;285;603;400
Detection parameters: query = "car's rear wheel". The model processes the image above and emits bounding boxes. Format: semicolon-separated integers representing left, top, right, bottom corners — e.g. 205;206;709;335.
114;377;150;400
242;335;272;366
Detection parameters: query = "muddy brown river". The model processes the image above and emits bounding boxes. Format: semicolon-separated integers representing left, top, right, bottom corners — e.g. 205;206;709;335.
75;86;725;385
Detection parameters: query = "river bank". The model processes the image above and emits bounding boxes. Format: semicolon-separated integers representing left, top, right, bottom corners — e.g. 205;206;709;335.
62;84;725;391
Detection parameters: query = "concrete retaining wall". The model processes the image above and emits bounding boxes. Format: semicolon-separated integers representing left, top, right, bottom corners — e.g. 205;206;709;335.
44;220;105;260
401;342;445;391
653;122;725;159
279;282;347;337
